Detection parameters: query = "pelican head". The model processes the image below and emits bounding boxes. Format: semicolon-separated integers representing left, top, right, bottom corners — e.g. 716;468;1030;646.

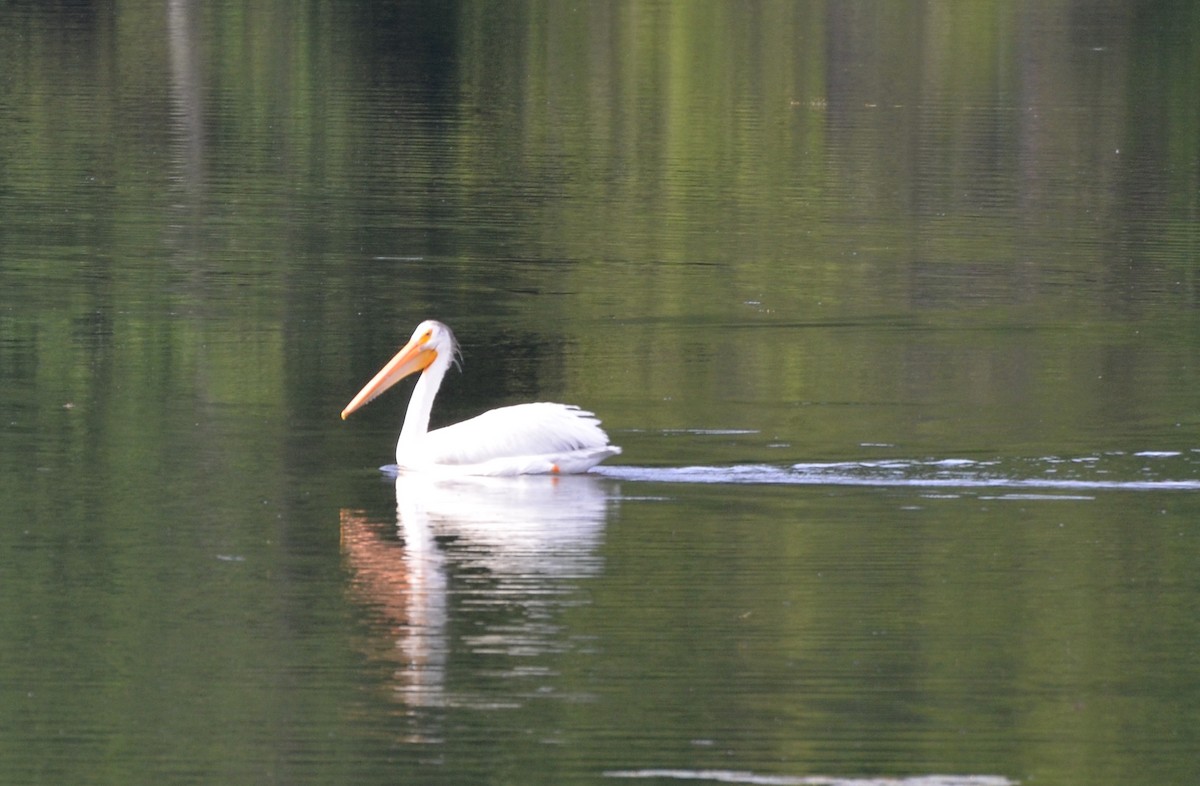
341;320;460;420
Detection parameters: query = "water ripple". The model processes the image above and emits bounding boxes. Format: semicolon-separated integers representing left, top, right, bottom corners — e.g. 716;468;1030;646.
604;770;1017;786
594;452;1200;492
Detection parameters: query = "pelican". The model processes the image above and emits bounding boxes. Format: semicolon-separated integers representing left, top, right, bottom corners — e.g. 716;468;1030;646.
341;320;621;475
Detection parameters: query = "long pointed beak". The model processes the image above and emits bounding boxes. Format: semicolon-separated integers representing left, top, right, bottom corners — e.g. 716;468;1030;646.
341;339;437;420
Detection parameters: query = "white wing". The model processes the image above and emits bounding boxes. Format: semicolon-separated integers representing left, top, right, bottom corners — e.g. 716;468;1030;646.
411;403;620;475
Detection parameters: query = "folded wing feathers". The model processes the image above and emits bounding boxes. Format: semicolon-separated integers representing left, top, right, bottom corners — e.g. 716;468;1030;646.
423;403;618;467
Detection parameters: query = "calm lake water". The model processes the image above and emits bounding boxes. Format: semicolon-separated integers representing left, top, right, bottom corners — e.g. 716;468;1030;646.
2;1;1200;785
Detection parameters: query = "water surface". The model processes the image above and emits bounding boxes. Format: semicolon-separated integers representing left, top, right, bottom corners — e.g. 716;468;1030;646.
2;1;1199;785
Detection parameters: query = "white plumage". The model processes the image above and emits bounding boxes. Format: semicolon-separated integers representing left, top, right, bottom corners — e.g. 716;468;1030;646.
341;320;621;475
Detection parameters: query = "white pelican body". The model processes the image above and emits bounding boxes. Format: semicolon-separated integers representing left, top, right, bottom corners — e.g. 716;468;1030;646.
341;320;621;476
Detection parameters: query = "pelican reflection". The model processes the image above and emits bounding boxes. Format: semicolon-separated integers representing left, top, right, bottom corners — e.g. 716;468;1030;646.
341;472;616;737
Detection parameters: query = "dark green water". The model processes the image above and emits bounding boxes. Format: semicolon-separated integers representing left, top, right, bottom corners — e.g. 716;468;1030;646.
2;2;1199;784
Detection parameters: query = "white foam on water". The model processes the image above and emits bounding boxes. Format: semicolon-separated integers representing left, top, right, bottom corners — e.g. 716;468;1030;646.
603;769;1018;786
592;454;1200;492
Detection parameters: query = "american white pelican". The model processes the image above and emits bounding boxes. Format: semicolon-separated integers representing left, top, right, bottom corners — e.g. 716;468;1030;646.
341;320;621;475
